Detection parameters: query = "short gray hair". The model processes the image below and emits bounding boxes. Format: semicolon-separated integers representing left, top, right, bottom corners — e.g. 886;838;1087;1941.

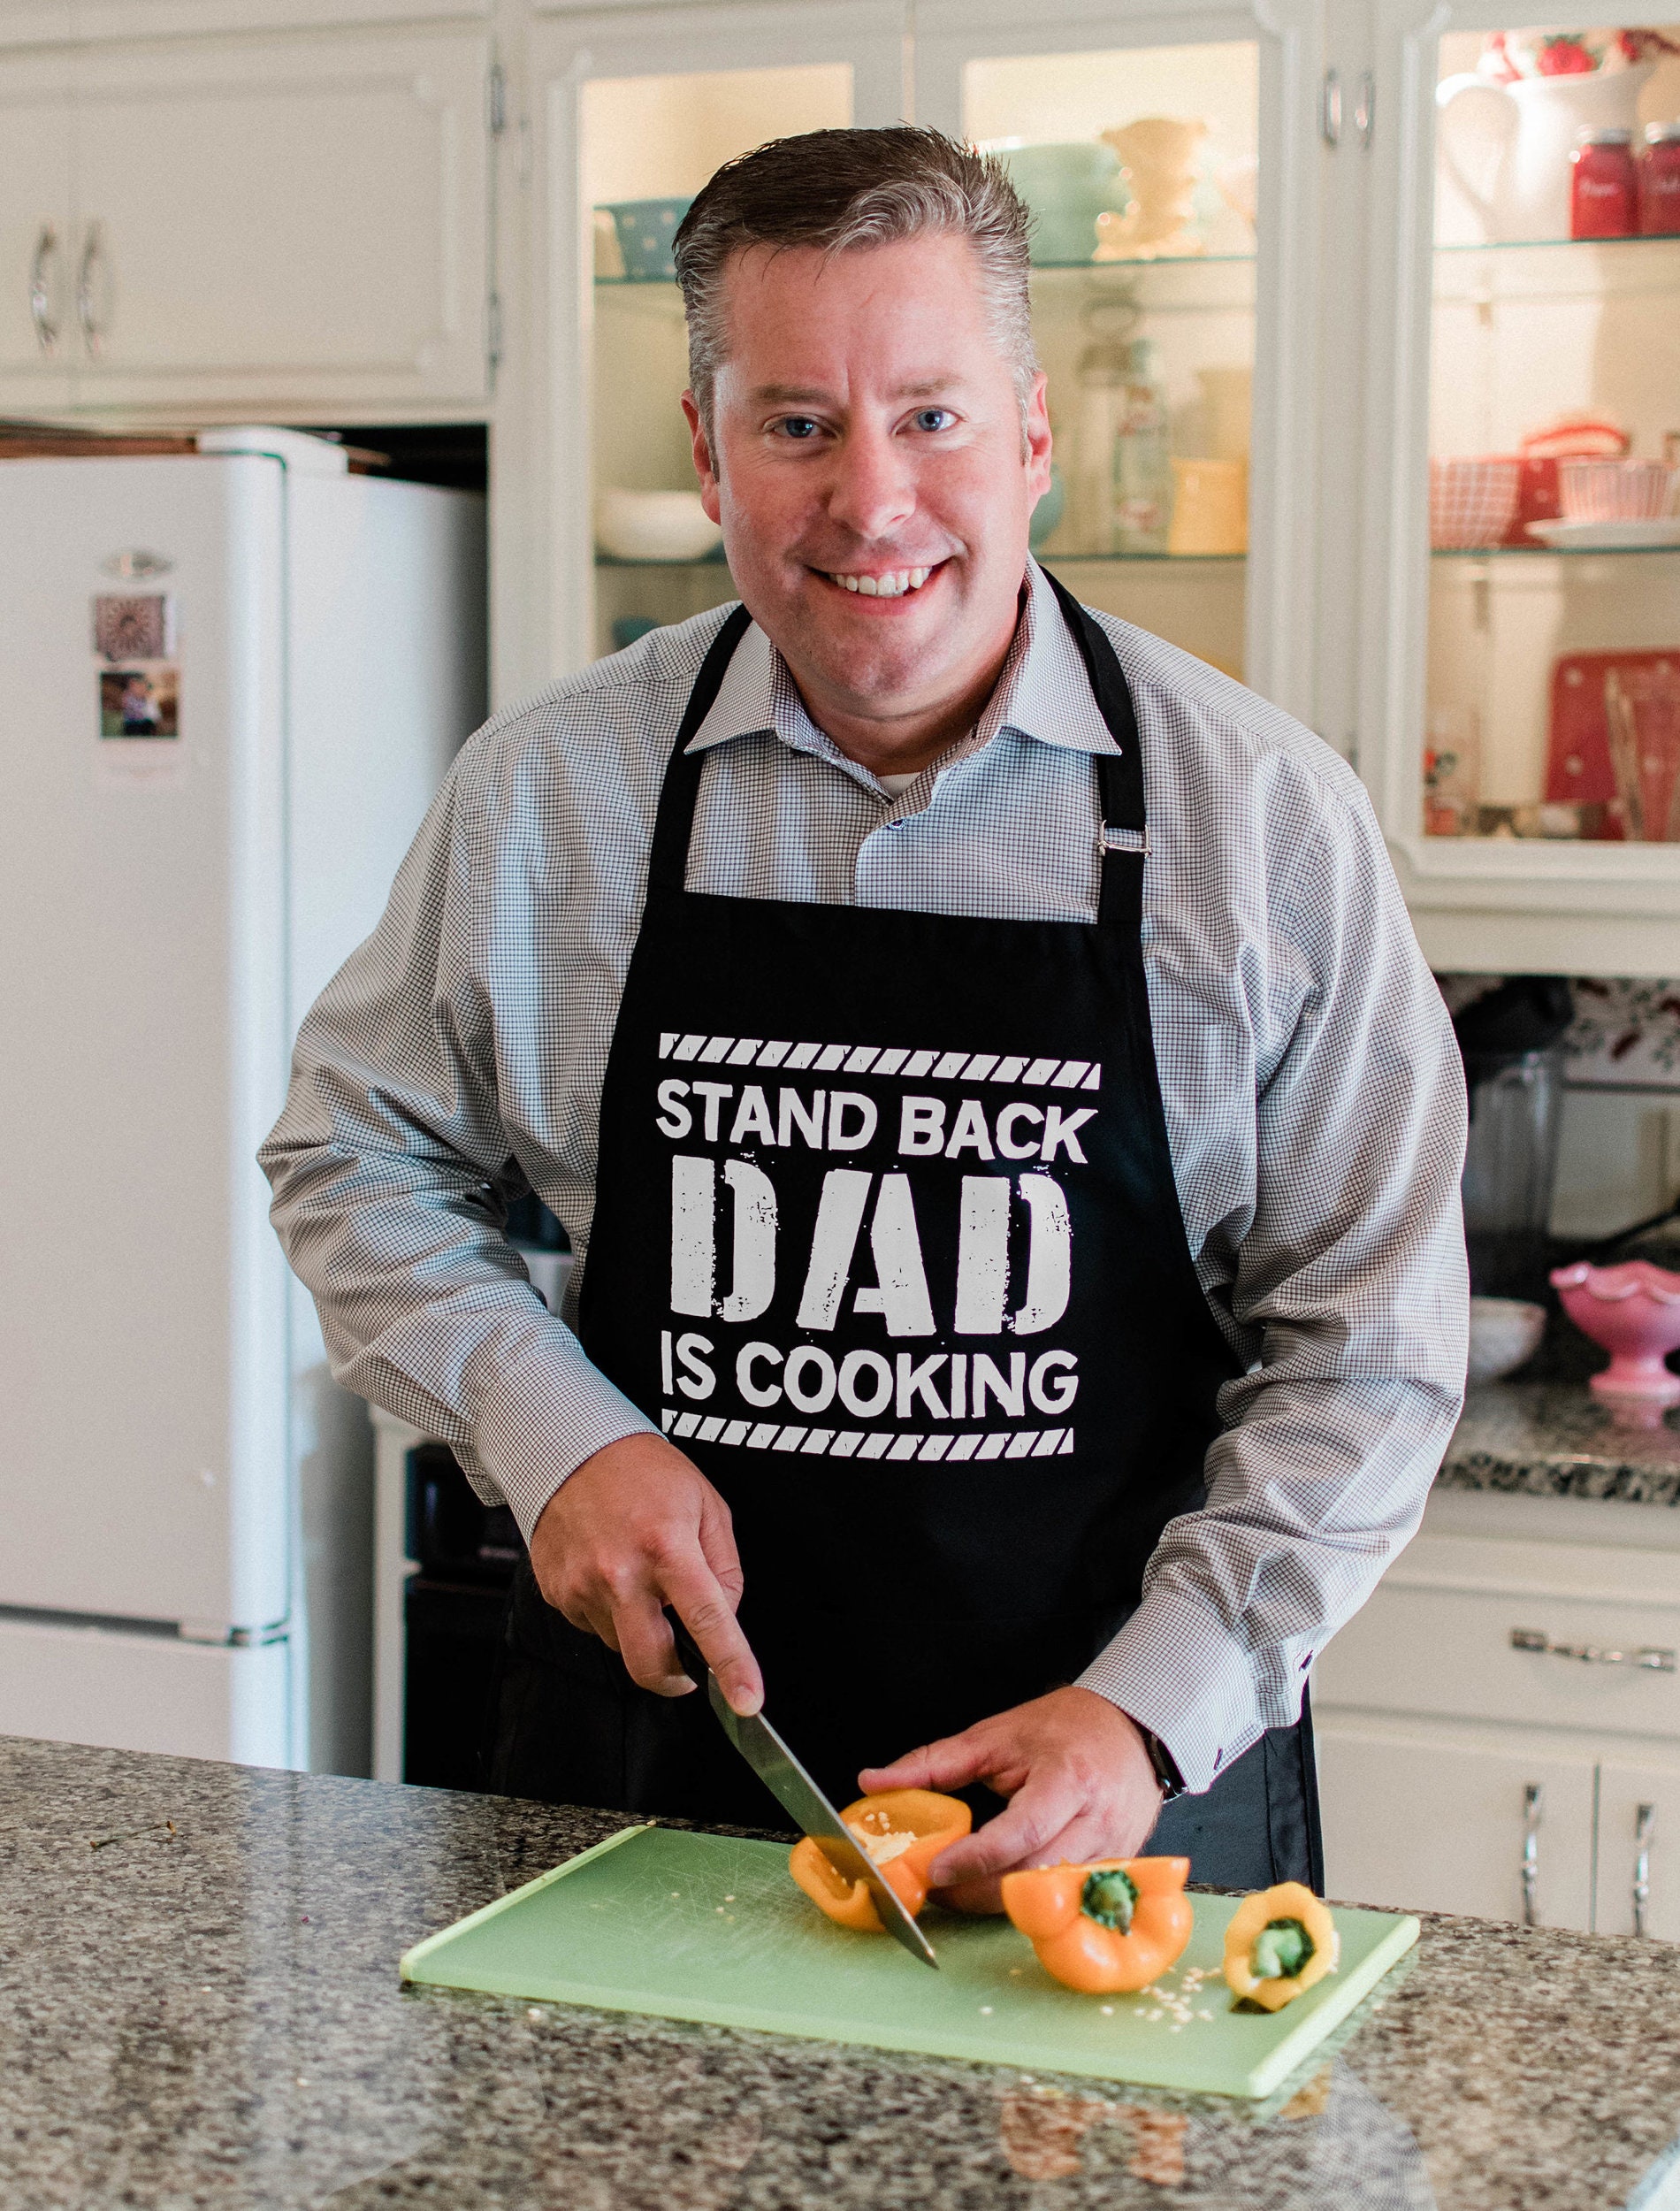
672;126;1037;430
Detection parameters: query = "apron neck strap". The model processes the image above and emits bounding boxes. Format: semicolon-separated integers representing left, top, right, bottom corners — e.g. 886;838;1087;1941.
1038;566;1149;930
648;581;1148;930
647;601;754;895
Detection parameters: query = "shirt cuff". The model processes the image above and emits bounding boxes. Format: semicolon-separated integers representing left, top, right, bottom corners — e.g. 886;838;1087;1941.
1075;1586;1281;1798
463;1321;661;1548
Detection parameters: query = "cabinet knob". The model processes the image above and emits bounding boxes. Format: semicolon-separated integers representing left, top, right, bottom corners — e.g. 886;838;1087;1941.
1510;1627;1676;1672
30;223;57;354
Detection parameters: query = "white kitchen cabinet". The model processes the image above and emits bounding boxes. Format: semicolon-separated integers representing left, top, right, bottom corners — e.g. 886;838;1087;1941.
4;27;492;413
1595;1759;1680;1939
913;0;1325;729
1316;1713;1598;1929
1353;1;1680;976
1316;1488;1680;1934
527;0;907;678
0;52;74;409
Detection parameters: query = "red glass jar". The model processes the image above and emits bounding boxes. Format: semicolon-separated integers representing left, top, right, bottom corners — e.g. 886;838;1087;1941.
1571;128;1638;239
1638;122;1680;237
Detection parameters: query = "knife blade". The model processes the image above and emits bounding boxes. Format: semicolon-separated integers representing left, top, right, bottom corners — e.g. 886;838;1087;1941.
664;1609;939;1968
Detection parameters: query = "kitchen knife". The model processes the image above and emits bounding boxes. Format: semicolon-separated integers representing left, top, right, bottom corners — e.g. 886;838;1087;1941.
663;1608;939;1968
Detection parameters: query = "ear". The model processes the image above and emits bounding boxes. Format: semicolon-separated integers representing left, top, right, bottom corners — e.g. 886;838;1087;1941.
1023;370;1053;501
682;392;723;524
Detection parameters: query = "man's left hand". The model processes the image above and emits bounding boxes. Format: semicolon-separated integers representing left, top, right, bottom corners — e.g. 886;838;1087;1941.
859;1687;1165;1915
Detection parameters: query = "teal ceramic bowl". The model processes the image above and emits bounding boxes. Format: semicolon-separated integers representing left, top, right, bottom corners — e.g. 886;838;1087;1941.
998;143;1125;266
600;198;693;280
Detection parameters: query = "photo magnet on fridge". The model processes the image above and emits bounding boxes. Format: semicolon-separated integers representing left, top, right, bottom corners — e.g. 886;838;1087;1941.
92;593;175;662
99;663;179;740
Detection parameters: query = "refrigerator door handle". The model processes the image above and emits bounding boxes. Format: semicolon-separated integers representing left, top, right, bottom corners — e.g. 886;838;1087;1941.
77;220;107;359
30;223;58;353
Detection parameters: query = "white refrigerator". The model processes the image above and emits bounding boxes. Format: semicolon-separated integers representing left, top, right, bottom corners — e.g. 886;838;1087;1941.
0;427;486;1773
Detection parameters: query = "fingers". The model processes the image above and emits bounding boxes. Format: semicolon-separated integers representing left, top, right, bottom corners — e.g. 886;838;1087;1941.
859;1724;1009;1800
925;1773;1079;1892
661;1558;763;1716
527;1435;760;1705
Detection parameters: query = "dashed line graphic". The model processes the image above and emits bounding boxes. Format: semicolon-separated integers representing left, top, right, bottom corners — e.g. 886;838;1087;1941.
661;1408;1075;1459
656;1036;1101;1091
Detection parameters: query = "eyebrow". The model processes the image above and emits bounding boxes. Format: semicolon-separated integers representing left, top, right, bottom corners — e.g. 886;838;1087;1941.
746;376;972;406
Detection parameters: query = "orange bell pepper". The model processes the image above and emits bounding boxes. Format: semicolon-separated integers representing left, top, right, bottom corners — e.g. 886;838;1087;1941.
1001;1856;1193;1993
789;1789;971;1932
1222;1883;1339;2012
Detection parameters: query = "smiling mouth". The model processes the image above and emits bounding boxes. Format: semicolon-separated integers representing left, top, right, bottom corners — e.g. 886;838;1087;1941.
818;563;940;599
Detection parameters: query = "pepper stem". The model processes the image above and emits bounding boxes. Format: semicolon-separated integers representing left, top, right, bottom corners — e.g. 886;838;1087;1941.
1079;1867;1139;1932
1250;1917;1314;1979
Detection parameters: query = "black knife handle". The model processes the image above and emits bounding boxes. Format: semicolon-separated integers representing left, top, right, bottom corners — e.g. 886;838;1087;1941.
663;1606;712;1687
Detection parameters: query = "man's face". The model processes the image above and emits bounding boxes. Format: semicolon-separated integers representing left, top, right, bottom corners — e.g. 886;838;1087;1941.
683;233;1051;733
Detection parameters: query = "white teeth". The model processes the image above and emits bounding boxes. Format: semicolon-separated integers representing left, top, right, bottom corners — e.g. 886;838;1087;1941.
829;566;935;598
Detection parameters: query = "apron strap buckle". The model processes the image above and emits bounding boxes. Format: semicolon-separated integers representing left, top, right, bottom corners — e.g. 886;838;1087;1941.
1101;824;1151;858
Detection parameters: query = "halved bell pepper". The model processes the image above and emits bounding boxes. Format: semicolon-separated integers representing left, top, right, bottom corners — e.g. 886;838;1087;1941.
790;1789;972;1932
1222;1882;1340;2011
1000;1856;1193;1993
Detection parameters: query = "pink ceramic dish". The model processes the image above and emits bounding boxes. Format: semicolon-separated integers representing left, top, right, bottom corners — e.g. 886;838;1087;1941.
1551;1259;1680;1426
1558;457;1679;522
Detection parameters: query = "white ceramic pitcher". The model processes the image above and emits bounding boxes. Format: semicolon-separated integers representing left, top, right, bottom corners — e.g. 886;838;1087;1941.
1436;63;1653;242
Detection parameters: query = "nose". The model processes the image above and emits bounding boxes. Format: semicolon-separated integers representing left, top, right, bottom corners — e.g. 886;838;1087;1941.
824;419;917;545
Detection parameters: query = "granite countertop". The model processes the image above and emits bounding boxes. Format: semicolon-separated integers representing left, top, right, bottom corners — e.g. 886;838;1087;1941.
1439;1379;1680;1505
8;1736;1680;2208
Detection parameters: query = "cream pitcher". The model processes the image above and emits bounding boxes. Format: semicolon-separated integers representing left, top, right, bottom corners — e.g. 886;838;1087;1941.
1436;61;1654;242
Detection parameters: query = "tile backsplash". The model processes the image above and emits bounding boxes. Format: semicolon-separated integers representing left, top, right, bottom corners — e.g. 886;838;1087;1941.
1440;975;1680;1240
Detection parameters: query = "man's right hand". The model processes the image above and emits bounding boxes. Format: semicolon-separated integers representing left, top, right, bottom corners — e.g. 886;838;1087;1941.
528;1433;764;1717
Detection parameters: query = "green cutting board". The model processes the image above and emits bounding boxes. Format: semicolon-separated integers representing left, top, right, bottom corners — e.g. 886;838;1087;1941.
401;1825;1417;2100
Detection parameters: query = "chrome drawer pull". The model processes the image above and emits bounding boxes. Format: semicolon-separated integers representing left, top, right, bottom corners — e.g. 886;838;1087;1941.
1522;1783;1541;1926
1510;1629;1676;1672
1635;1803;1656;1938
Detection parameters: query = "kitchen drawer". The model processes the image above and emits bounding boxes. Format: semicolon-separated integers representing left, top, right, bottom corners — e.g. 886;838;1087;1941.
1314;1581;1680;1742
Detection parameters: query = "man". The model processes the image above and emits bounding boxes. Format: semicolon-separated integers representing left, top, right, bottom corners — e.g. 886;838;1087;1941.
261;128;1466;1906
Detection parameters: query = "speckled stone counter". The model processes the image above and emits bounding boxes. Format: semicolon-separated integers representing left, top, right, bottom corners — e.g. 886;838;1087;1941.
1439;1380;1680;1505
6;1737;1680;2208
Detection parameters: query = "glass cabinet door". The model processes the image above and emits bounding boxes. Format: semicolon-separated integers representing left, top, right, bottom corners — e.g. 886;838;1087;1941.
535;4;906;677
915;0;1325;723
1360;5;1680;974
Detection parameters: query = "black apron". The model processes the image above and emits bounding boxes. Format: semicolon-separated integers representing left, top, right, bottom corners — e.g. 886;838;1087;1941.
492;577;1323;1892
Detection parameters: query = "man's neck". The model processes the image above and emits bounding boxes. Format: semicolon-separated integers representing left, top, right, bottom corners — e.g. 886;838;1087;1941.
782;593;1027;781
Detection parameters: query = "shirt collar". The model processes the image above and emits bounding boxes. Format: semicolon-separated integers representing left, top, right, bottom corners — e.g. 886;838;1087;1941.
684;557;1120;767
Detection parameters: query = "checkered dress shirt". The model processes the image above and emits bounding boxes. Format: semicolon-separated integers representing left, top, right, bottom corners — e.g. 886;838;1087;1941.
260;559;1469;1794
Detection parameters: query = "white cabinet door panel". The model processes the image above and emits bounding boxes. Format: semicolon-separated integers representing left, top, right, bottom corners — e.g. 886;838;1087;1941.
1317;1716;1597;1931
0;54;73;408
68;30;488;408
1594;1761;1680;1942
1315;1582;1680;1745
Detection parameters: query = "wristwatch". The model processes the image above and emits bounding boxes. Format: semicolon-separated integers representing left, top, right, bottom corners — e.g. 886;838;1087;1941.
1140;1726;1187;1802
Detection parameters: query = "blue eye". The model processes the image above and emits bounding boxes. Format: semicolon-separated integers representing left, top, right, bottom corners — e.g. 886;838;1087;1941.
777;417;821;440
913;408;956;432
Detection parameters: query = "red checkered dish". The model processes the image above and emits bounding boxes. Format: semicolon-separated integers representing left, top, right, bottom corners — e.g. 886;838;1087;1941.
1429;457;1522;550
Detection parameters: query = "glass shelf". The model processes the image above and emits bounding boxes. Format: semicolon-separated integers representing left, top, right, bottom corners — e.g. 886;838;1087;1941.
597;251;1261;287
1431;542;1680;559
1437;231;1680;256
596;553;727;569
1030;252;1256;272
594;550;1248;569
1041;548;1246;564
